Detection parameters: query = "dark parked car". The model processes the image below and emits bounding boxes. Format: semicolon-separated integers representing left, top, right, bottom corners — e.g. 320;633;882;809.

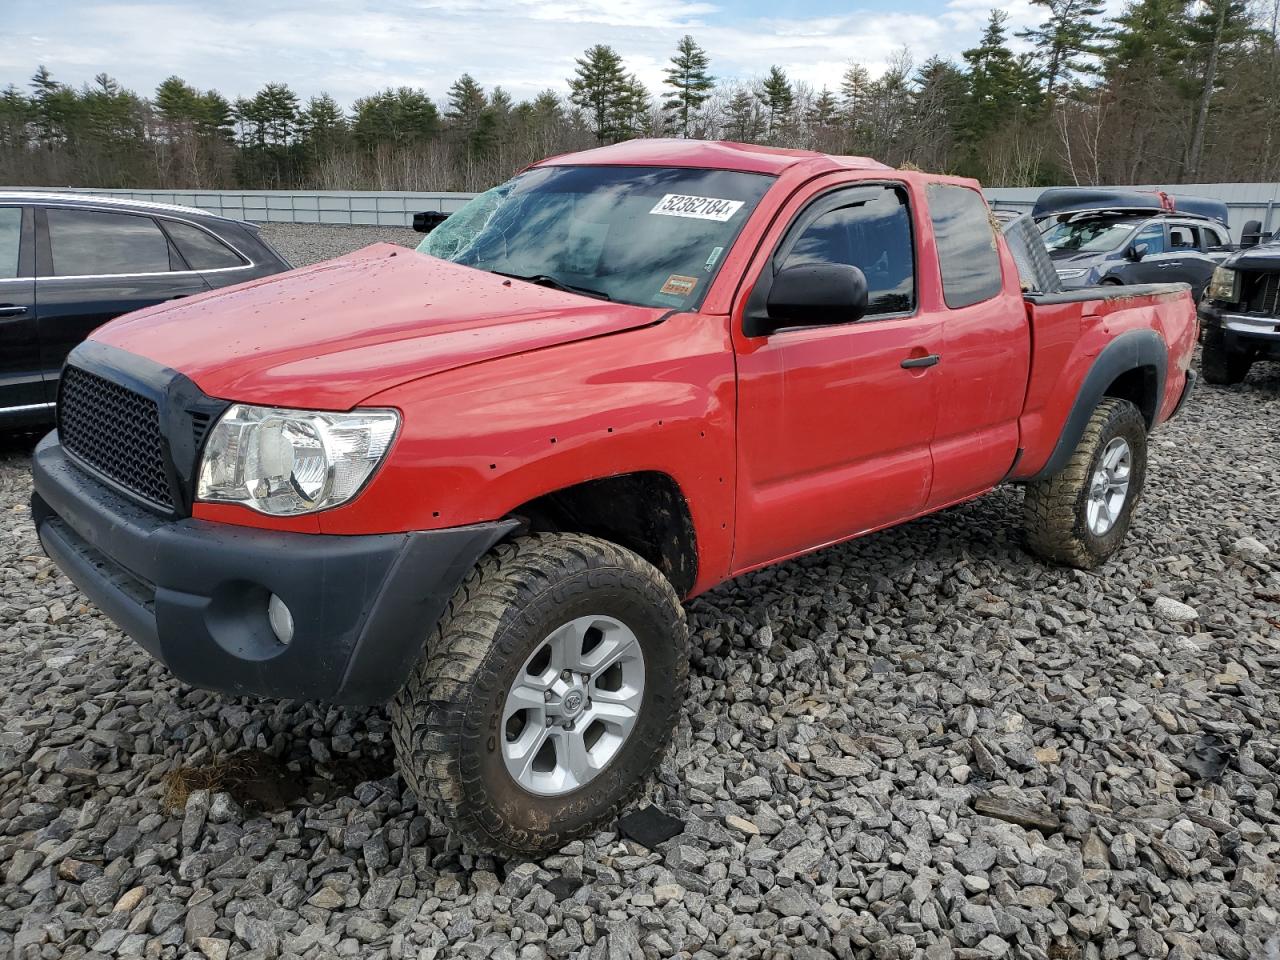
1198;219;1280;384
0;193;290;428
1033;188;1233;299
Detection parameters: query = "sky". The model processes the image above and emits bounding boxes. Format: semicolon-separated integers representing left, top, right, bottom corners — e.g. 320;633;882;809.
5;0;1056;110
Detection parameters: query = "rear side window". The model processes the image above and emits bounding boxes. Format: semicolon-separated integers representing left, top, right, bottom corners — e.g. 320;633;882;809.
1168;224;1200;250
927;184;1003;308
778;184;915;316
0;208;19;279
47;209;171;276
164;220;245;270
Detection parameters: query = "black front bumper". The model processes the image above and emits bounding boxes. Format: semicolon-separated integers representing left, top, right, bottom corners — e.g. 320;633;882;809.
1199;300;1280;357
32;432;516;704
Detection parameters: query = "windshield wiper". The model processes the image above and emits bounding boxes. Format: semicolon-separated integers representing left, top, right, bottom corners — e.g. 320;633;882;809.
492;271;612;301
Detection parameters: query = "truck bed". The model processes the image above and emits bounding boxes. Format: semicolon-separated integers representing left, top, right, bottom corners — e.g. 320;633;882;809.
1014;282;1198;480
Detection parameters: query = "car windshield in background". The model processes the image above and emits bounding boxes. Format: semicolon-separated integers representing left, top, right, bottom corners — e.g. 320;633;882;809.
1042;218;1138;253
417;165;774;309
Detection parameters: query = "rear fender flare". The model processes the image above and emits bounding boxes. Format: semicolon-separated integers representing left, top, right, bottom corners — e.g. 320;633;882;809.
1031;328;1166;480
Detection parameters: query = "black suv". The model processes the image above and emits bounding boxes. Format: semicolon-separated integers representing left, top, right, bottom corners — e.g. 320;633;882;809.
0;193;290;428
1033;188;1233;300
1198;219;1279;384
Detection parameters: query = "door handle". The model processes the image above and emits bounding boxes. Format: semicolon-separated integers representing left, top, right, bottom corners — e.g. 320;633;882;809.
901;354;941;369
0;304;28;318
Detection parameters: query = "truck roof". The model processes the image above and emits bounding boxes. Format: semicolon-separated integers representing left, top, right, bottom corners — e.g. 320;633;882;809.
534;138;894;177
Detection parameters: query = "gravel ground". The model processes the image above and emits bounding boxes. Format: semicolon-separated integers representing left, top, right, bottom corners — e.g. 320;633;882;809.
2;224;1278;960
260;223;420;267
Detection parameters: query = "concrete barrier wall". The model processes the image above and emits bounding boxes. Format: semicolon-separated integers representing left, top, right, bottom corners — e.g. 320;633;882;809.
1;188;476;227
9;183;1279;238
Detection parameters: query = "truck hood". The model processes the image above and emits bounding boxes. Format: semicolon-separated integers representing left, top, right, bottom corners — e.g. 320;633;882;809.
1223;240;1280;272
91;244;667;409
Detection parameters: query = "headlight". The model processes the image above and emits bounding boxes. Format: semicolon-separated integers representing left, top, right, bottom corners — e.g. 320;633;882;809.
1056;268;1089;280
1208;266;1239;303
197;404;399;516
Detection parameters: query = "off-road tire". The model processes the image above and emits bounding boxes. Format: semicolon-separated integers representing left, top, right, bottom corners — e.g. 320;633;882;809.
1200;326;1252;385
1023;398;1148;569
391;533;688;856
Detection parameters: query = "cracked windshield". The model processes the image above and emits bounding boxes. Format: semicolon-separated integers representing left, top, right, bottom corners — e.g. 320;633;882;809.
417;165;774;309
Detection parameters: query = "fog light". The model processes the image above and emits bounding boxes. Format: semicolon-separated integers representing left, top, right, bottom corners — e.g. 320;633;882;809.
268;594;294;645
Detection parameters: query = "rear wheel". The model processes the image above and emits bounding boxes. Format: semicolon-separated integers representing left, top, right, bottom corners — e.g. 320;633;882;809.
1023;398;1148;569
391;533;688;856
1201;326;1253;385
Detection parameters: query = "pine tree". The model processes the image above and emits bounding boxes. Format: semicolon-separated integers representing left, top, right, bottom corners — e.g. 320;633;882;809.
298;94;347;155
724;88;761;142
1184;0;1254;178
1017;0;1110;98
351;88;439;148
446;73;495;159
0;85;33;150
617;75;652;139
962;11;1038;141
662;35;714;138
569;44;629;143
155;76;200;123
757;65;794;142
30;65;75;145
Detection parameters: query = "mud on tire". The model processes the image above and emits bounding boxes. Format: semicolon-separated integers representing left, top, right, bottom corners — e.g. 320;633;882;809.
1022;397;1148;570
390;532;688;856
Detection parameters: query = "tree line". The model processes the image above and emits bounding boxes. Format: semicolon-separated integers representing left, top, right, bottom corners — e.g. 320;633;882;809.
2;0;1278;192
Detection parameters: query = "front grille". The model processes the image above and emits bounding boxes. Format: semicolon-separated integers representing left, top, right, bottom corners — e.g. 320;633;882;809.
1246;272;1280;316
59;366;174;510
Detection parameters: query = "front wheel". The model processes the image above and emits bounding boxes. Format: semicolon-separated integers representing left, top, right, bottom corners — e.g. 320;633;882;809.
1200;326;1253;385
391;533;688;856
1022;398;1148;569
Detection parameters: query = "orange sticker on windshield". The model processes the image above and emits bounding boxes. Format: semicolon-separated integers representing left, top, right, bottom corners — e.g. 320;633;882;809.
661;275;698;297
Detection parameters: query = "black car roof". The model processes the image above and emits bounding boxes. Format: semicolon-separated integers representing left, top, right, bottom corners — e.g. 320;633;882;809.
0;191;249;228
1033;187;1229;226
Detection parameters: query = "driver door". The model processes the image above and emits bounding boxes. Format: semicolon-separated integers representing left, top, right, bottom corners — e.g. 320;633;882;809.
731;179;940;572
1125;222;1171;284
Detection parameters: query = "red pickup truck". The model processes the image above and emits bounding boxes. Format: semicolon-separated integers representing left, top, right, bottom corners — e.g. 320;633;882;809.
32;140;1197;855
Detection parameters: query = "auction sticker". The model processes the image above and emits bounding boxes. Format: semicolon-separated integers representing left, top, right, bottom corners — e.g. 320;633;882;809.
650;194;745;222
660;275;699;297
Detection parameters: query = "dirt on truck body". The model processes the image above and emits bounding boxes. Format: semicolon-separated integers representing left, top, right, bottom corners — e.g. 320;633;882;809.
32;138;1197;854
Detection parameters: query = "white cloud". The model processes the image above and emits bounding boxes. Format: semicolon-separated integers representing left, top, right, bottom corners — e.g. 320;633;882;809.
1;0;1068;110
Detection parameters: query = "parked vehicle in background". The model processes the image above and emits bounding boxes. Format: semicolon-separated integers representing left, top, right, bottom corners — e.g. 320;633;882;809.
0;193;290;429
31;140;1198;855
1034;188;1232;299
1199;224;1280;384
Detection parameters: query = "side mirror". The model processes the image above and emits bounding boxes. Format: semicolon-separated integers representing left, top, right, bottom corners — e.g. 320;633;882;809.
1241;219;1263;249
413;211;450;234
1126;243;1148;262
745;263;869;337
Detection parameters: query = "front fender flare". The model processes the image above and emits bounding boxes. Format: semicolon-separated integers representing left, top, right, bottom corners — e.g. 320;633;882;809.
1030;328;1166;480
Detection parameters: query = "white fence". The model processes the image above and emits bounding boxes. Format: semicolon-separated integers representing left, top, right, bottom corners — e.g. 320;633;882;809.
986;183;1280;241
11;182;1280;238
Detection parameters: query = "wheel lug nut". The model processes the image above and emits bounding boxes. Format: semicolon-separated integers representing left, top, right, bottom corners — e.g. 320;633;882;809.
561;669;571;681
544;690;554;702
581;673;590;684
545;716;554;726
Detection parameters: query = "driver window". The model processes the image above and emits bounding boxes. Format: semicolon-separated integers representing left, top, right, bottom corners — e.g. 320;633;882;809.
777;185;915;317
1135;224;1166;255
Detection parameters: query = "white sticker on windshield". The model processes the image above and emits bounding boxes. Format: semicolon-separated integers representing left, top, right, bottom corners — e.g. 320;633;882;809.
650;194;745;222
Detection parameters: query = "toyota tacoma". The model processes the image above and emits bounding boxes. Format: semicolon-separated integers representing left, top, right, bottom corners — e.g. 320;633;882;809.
31;140;1198;854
